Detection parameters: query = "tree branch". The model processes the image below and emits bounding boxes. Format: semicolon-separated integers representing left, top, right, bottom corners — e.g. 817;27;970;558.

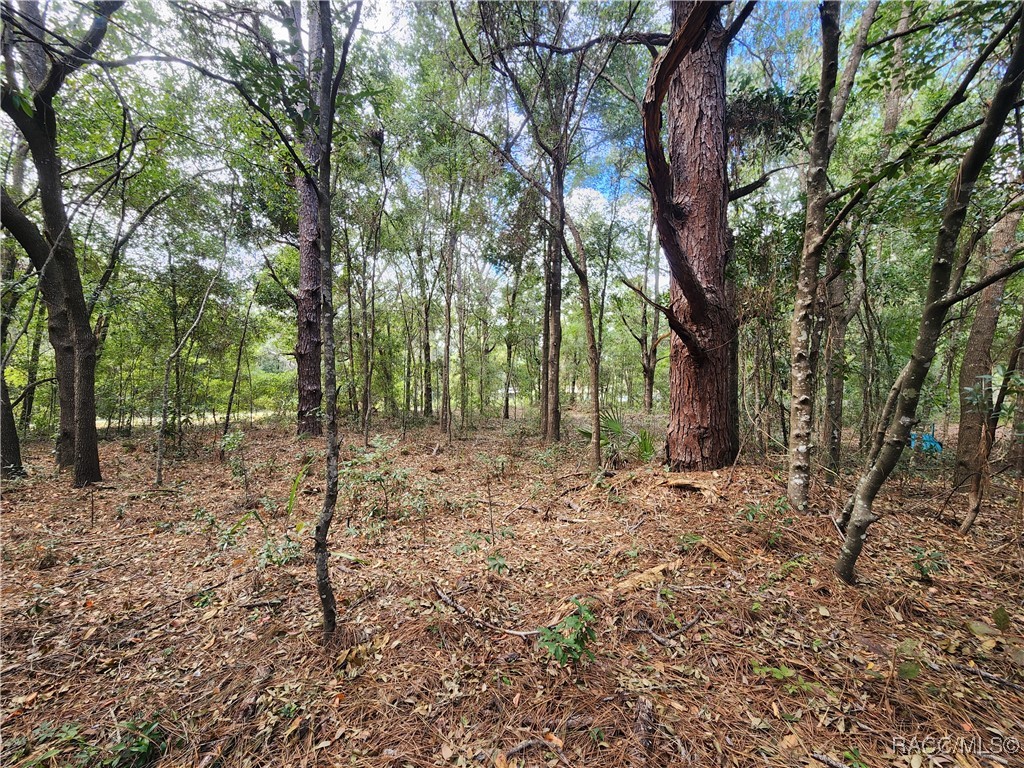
642;1;717;322
935;254;1024;311
724;1;756;45
621;278;706;363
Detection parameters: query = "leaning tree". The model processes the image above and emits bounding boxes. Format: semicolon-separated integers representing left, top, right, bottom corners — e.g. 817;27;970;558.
1;1;127;485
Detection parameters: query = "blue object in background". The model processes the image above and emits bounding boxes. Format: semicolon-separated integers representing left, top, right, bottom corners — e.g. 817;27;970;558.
910;424;943;453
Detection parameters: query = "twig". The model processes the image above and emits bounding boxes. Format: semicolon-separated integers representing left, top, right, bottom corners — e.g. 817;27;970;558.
432;581;540;638
506;738;571;765
812;755;848;768
952;663;1024;693
631;695;655;765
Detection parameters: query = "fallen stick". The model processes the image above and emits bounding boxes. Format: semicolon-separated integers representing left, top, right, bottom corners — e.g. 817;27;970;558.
630;696;655;766
811;754;848;768
431;581;540;638
506;738;571;765
952;663;1024;693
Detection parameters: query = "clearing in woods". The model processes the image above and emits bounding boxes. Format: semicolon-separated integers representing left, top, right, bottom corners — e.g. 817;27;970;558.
1;423;1022;767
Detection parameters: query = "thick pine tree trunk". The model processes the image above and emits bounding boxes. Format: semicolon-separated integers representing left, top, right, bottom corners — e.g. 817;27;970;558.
666;298;737;469
661;3;738;471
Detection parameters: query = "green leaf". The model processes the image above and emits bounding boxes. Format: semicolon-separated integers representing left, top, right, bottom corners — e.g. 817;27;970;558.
992;607;1011;632
967;620;1000;637
897;660;921;680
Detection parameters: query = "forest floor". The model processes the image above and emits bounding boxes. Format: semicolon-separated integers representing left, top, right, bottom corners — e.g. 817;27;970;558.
2;420;1023;768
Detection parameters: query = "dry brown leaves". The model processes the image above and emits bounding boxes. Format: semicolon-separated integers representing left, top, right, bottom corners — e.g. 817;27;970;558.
1;421;1023;767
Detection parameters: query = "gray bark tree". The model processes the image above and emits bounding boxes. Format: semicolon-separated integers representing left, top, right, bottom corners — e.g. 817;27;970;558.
837;9;1024;583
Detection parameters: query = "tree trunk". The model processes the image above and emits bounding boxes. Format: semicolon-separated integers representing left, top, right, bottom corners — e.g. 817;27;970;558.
1;373;24;478
1;250;24;478
954;202;1023;486
652;2;738;471
423;296;433;417
546;192;562;442
0;1;118;487
502;268;521;420
787;1;841;509
440;183;461;440
837;16;1024;583
539;233;551;435
961;313;1024;532
295;170;324;436
18;306;45;433
1011;383;1024;473
821;235;865;480
223;282;257;440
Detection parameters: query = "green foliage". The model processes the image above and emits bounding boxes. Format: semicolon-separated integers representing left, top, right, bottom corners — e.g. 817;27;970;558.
485;553;509;575
258;533;302;568
909;547;946;580
339;437;410;527
453;527;516;556
537;599;597;667
751;661;817;695
578;406;657;467
5;718;168;768
286;461;313;517
739;497;792;548
675;533;703;553
104;718;168;768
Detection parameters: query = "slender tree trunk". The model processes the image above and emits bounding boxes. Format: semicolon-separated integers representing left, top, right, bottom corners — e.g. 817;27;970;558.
961;313;1024;532
502;268;521;420
223;282;258;439
643;230;661;415
539;233;551;436
1;250;24;478
440;184;461;441
423;296;433;418
546;187;562;442
954;202;1023;485
837;17;1024;582
343;233;359;418
1011;383;1024;472
821;235;865;480
457;268;468;430
18;306;45;433
787;1;841;509
295;170;324;436
156;271;218;485
311;0;361;636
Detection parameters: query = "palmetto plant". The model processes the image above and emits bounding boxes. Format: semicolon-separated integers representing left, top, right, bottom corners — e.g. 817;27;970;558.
578;406;657;468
